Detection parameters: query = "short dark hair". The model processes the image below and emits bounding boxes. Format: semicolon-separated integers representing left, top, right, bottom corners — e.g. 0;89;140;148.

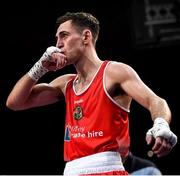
56;12;100;45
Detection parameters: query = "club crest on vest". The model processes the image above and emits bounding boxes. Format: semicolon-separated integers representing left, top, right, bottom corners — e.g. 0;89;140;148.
73;105;83;120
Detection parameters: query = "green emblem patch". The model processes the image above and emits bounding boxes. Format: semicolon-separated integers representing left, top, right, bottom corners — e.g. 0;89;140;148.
73;105;83;120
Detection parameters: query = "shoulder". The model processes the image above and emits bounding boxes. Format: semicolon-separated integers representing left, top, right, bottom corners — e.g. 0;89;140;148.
49;74;76;93
106;61;138;82
107;61;134;72
51;74;76;84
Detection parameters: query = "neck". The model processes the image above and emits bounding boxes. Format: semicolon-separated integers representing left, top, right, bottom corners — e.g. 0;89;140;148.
74;48;103;82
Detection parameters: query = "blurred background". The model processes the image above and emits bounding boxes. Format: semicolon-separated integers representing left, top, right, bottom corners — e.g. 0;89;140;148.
1;0;180;174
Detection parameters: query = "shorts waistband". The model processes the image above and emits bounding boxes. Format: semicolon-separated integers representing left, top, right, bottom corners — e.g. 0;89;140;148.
63;151;125;175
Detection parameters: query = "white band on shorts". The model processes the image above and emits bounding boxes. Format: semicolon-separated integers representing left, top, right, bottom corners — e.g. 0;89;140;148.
63;151;125;175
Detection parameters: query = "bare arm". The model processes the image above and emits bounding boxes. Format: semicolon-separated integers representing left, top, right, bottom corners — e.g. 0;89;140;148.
6;46;72;111
108;62;177;157
6;73;75;110
6;73;67;110
108;62;171;122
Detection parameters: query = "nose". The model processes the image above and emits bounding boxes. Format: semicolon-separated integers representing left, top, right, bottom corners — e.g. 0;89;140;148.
56;38;64;49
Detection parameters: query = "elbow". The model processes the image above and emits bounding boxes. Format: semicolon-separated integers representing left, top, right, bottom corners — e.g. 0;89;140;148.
6;98;22;111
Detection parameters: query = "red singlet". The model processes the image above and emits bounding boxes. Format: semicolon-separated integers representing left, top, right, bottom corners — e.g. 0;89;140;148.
64;60;130;161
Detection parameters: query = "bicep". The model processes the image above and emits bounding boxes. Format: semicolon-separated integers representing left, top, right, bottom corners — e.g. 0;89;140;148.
26;74;75;108
23;83;63;109
121;69;171;121
110;62;158;109
122;74;157;109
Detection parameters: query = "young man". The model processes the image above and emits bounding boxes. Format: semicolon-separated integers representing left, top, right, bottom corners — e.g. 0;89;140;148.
6;12;177;175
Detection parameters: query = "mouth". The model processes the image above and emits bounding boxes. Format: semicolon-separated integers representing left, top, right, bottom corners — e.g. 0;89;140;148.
59;48;64;53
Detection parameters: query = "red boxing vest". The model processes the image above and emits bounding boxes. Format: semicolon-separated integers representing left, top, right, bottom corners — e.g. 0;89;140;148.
64;61;130;161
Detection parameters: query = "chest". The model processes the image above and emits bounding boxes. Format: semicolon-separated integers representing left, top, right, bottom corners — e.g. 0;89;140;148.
74;80;91;95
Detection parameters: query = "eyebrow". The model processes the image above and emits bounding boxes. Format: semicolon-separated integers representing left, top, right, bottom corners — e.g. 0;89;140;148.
56;31;69;37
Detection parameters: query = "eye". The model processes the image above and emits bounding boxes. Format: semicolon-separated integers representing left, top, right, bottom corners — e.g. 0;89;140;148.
60;32;69;39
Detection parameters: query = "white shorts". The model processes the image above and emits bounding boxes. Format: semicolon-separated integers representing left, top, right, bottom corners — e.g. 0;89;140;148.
63;151;125;175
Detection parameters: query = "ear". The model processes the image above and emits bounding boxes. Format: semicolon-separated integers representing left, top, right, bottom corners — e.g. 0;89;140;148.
82;29;92;45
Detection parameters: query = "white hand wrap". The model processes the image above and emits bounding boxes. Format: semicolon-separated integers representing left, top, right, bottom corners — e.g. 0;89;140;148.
146;117;177;147
28;46;61;81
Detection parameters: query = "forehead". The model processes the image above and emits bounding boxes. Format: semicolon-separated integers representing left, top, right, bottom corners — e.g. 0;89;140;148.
56;20;75;35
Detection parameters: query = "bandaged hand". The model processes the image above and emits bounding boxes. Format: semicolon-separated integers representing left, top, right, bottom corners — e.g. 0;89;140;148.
28;46;66;81
146;117;177;157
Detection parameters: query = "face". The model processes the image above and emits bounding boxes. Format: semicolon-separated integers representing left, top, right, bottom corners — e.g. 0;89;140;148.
55;20;85;64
